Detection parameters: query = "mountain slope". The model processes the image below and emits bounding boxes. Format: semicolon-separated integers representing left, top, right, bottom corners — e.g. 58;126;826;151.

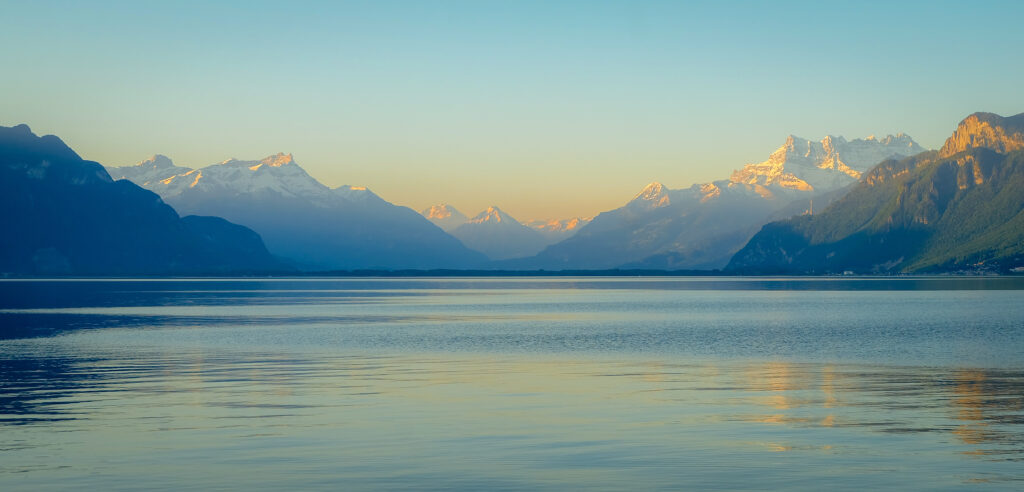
0;125;284;275
112;155;488;270
728;112;1024;273
449;207;548;260
514;133;924;270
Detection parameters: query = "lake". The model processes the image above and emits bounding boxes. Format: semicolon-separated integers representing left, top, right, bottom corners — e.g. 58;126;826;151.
1;277;1023;490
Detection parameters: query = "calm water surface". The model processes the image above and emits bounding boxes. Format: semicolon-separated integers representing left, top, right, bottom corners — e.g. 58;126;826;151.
1;277;1023;490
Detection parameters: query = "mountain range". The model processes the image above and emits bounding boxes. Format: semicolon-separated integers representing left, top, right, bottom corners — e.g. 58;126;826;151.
6;110;1020;275
448;207;547;260
107;154;488;270
729;112;1024;273
506;133;924;270
105;130;930;271
0;125;283;275
421;204;591;260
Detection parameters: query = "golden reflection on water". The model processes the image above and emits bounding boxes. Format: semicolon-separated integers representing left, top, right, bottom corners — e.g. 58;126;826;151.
947;368;1024;459
741;362;804;424
2;348;1024;488
821;365;837;427
3;277;1024;488
953;370;990;446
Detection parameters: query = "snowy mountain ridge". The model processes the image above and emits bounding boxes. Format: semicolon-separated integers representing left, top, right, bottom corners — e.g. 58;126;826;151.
468;206;515;225
421;204;468;232
107;154;191;186
108;153;390;206
106;154;487;270
518;131;928;270
728;133;923;192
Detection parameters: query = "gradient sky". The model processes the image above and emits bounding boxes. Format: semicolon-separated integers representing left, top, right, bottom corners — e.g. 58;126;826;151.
2;0;1023;221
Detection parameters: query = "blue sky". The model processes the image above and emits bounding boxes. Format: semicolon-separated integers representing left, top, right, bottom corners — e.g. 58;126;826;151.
2;0;1022;219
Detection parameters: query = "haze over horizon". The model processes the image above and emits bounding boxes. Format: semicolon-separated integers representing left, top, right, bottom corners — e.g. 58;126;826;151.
2;0;1023;220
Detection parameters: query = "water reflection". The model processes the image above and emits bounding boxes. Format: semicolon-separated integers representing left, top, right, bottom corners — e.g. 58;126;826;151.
1;278;1023;489
955;370;993;446
3;348;1023;488
950;369;1024;456
0;355;102;425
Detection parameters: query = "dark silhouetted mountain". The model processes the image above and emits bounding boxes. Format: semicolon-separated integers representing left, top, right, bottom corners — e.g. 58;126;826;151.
0;124;285;275
728;112;1024;273
111;154;488;270
510;134;923;270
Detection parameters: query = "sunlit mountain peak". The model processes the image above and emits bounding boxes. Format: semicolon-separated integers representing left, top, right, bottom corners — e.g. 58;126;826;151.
632;182;671;208
470;206;515;224
135;154;175;168
421;203;468;232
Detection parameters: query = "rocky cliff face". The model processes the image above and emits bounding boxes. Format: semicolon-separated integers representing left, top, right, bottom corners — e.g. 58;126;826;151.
939;112;1024;158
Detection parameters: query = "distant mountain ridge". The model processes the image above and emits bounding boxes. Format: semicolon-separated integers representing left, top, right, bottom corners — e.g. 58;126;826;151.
110;153;331;200
1;125;284;275
421;203;468;232
730;134;923;192
108;154;191;185
511;131;925;270
729;111;1024;273
16;111;1019;274
524;217;592;243
421;204;591;259
109;154;487;270
448;207;549;260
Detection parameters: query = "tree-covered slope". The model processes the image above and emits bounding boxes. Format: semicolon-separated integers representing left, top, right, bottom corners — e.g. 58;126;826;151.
728;145;1024;273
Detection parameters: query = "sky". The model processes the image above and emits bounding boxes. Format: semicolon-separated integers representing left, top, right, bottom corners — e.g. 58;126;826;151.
2;0;1023;221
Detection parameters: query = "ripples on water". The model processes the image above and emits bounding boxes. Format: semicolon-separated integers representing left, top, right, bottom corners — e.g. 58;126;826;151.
1;277;1023;490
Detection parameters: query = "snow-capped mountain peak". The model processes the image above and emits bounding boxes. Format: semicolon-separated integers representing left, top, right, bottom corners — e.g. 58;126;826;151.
139;154;175;168
631;182;671;208
470;206;516;224
248;152;295;170
421;203;469;232
524;216;594;245
106;154;193;185
132;152;330;200
451;206;549;260
526;216;592;234
423;203;461;220
729;132;925;192
636;182;666;199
